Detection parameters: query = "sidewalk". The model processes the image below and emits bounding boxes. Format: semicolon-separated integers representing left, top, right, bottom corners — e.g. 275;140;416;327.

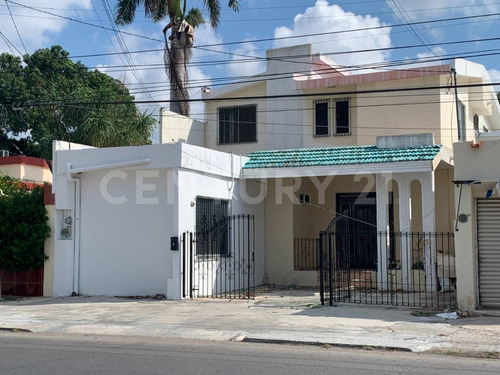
1;287;499;355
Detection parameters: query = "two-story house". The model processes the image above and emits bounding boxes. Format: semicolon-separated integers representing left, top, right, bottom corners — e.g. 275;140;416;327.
160;44;500;307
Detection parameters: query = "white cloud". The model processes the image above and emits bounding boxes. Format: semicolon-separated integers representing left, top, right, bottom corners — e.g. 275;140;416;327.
273;0;392;69
227;41;265;78
416;46;447;60
0;0;92;54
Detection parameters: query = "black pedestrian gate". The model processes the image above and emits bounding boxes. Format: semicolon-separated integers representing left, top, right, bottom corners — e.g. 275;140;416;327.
319;223;456;308
182;214;255;299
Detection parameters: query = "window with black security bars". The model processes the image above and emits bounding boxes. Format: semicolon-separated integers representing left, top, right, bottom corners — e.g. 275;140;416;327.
218;105;257;144
314;100;329;137
335;99;350;135
195;197;230;256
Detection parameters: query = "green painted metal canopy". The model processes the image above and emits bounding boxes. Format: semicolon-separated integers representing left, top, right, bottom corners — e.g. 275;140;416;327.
243;145;442;169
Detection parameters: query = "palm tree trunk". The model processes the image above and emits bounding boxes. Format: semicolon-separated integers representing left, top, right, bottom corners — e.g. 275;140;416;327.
164;21;193;117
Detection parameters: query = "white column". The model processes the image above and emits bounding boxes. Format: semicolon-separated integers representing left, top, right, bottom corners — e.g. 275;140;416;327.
376;174;389;290
420;171;438;292
397;174;412;291
454;184;476;311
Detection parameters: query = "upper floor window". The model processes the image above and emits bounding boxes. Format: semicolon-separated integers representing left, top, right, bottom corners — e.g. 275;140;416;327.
335;99;350;135
218;104;257;145
313;98;351;137
314;100;329;137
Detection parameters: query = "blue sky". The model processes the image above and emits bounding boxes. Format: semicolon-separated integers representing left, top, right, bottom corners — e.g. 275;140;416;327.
1;0;500;141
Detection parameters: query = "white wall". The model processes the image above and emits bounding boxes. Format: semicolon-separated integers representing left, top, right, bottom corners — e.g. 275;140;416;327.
52;142;263;299
160;108;205;147
453;139;500;310
266;45;311;150
76;168;175;296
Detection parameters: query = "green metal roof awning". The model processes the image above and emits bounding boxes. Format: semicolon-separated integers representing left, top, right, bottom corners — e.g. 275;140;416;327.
242;145;444;178
243;145;442;169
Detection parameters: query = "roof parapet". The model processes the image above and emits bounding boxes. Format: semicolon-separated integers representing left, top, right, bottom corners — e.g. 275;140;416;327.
377;133;435;149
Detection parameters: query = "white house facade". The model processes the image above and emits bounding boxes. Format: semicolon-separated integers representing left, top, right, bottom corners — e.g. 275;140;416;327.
51;141;265;299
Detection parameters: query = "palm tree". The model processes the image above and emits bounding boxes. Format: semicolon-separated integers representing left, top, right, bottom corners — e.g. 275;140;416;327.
115;0;240;117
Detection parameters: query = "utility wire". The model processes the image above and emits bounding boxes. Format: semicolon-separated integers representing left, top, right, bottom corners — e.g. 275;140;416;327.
7;0;500;52
85;34;500;70
113;48;500;94
3;81;500;108
4;0;27;54
0;29;20;55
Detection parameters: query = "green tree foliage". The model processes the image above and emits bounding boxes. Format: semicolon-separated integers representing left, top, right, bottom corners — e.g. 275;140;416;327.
0;46;155;159
0;176;50;271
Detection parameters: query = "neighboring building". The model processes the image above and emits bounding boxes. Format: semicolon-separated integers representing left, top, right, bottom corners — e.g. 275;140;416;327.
454;133;500;310
0;153;53;297
0;154;52;183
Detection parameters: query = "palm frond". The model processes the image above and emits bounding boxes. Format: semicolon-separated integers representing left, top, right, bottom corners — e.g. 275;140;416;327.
185;8;204;28
228;0;240;12
146;0;169;22
114;0;142;25
202;0;221;28
168;0;183;22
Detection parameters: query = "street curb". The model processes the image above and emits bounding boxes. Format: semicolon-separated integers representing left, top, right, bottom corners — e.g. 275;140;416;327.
0;327;32;333
242;337;413;352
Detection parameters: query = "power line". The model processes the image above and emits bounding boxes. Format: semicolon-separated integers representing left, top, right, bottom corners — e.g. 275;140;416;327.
115;48;500;94
5;0;162;43
0;29;21;55
162;92;500;117
4;0;27;54
5;0;492;57
3;80;500;108
88;34;500;73
90;34;500;69
385;0;442;64
4;2;500;24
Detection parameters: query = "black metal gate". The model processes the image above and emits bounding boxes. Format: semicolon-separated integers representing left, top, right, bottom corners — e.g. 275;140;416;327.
320;224;456;308
182;214;255;299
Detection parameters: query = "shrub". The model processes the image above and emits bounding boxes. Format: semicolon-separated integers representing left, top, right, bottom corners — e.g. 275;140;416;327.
0;176;50;271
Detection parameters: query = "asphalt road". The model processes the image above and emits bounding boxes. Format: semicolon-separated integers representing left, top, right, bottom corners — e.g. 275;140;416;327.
0;332;499;375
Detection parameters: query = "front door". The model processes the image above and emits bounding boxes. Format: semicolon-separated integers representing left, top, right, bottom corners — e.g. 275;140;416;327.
336;193;377;269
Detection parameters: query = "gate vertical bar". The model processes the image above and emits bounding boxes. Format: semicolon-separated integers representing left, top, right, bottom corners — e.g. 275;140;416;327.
252;215;255;299
247;214;251;300
328;232;333;306
189;232;194;299
319;233;325;305
182;232;186;298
